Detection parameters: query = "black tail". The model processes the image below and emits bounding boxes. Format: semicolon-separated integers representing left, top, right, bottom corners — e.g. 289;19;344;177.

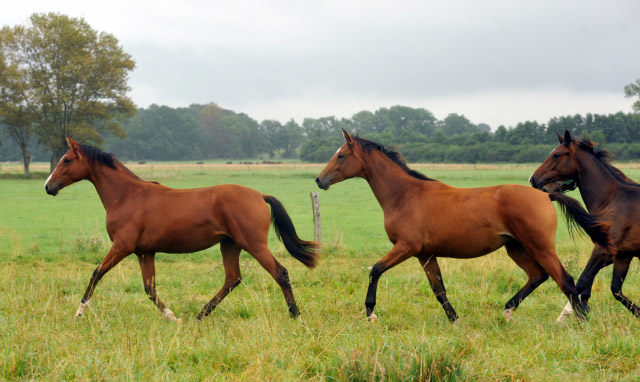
264;195;321;268
549;192;616;255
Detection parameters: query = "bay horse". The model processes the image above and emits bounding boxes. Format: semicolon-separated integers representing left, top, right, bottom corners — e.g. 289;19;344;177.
45;137;319;321
315;129;614;322
531;130;640;321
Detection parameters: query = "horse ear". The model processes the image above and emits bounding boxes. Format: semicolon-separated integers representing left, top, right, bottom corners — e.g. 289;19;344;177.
556;131;563;144
66;137;83;158
342;128;353;146
563;130;572;146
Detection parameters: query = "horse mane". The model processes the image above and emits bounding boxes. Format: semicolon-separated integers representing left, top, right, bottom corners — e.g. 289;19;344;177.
77;143;144;181
574;137;640;187
354;136;435;181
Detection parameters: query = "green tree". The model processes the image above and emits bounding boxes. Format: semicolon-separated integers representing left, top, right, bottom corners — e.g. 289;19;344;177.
624;78;640;113
439;113;478;136
0;44;36;175
0;13;136;171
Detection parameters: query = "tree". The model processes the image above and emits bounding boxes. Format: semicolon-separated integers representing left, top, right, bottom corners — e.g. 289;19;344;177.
439;113;478;136
0;13;136;171
624;78;640;113
0;45;36;176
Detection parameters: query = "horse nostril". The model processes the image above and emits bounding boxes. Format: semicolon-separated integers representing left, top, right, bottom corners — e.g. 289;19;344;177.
315;176;320;186
529;176;535;186
45;184;49;192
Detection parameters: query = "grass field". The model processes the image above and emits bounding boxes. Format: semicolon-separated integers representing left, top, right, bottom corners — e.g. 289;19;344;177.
1;161;640;381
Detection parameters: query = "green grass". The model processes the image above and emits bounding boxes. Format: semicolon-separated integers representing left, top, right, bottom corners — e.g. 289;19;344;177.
2;162;640;381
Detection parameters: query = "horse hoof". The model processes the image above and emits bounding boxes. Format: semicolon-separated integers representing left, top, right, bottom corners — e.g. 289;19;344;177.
368;313;377;322
502;308;514;322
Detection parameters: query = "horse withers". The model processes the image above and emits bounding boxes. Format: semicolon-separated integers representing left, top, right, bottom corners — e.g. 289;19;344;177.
531;130;640;320
45;137;320;321
315;129;614;322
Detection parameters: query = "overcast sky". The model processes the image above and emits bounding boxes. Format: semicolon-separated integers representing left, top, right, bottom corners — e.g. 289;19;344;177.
2;1;639;128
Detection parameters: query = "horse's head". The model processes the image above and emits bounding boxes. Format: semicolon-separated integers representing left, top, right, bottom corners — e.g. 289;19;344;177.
529;130;579;193
315;129;365;190
45;137;91;196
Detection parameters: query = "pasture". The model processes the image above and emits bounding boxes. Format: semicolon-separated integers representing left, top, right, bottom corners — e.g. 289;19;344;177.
1;161;640;381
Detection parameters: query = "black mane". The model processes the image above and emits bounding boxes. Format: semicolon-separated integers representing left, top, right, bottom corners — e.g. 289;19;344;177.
354;136;435;181
78;143;116;169
575;137;640;187
77;142;145;181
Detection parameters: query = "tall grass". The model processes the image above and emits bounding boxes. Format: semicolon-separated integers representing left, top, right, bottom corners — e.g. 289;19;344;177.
1;163;640;380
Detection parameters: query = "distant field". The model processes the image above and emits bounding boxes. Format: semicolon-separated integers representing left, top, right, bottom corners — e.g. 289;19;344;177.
1;162;640;381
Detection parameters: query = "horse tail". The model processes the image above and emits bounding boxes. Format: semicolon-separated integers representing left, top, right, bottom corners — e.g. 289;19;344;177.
263;195;321;268
549;192;616;255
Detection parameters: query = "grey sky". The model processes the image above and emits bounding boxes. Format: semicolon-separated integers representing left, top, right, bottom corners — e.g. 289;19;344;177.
2;1;639;128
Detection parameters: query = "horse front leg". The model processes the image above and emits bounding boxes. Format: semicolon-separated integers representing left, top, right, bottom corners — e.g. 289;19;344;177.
365;242;414;321
557;246;612;322
137;252;180;321
418;256;458;323
76;244;130;318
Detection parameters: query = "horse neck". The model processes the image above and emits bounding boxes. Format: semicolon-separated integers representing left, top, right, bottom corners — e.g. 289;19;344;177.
360;150;423;211
86;161;143;210
575;149;620;212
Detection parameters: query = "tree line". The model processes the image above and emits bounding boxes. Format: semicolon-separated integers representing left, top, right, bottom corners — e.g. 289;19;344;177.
3;102;640;166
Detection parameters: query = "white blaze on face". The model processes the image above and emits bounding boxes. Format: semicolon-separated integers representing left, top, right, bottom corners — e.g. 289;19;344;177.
44;172;53;188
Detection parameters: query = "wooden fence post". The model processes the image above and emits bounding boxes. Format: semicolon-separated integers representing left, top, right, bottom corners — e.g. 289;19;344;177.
310;191;321;243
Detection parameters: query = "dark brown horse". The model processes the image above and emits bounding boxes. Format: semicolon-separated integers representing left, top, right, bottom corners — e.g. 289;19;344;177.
531;130;640;320
316;130;614;322
45;137;319;321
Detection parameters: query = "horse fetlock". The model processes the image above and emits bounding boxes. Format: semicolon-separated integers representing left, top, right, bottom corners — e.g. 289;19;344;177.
75;301;89;318
368;313;378;322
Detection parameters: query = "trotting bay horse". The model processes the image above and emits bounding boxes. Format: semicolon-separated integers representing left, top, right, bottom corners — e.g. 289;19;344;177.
315;129;614;322
531;130;640;320
45;137;320;321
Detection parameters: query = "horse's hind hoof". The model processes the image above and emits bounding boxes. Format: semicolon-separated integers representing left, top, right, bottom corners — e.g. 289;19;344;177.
367;313;378;322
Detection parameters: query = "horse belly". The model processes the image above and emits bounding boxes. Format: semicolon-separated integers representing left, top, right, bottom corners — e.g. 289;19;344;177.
425;228;508;259
137;222;225;254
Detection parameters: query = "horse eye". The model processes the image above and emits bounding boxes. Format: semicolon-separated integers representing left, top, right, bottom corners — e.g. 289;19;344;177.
337;154;344;159
64;158;72;164
552;153;561;159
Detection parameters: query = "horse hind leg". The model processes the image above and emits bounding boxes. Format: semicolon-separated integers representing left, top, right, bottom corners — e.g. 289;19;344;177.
524;244;586;320
611;255;640;317
137;252;180;321
503;241;549;322
558;246;612;322
247;244;301;318
197;238;242;320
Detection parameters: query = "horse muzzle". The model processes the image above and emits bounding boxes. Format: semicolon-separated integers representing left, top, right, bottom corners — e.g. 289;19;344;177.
45;183;59;196
315;176;330;190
